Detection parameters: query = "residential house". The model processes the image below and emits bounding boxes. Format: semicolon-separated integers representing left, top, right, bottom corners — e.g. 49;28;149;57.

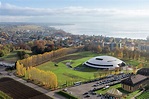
121;74;148;92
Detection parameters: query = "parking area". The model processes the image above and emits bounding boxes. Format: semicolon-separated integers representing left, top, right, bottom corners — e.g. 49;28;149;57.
66;73;132;99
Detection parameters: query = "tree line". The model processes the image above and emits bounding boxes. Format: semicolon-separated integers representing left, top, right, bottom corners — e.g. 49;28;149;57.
84;44;141;60
18;47;82;67
16;59;58;89
16;46;83;88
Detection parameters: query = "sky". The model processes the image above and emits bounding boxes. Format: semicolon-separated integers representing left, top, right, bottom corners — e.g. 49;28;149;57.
0;0;149;39
1;0;149;22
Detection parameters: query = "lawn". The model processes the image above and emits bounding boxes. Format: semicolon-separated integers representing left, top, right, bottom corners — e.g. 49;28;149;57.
126;60;140;66
96;84;140;99
37;51;105;86
37;51;141;87
124;90;140;99
37;58;97;86
0;51;18;62
136;91;149;99
96;84;121;94
0;50;32;63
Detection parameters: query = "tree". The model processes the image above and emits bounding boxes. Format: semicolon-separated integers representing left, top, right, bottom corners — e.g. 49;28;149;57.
137;63;143;69
17;51;26;59
0;50;5;57
31;44;45;54
96;45;102;53
114;48;123;58
102;46;110;53
133;67;137;74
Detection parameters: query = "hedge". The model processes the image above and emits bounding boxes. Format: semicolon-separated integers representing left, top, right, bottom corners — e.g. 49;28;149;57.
57;91;78;99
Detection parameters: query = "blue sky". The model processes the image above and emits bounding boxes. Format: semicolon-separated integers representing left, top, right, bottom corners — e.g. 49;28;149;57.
1;0;149;9
0;0;149;39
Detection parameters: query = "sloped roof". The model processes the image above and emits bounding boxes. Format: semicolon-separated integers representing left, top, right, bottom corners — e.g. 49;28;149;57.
107;88;122;97
137;68;149;76
121;74;148;86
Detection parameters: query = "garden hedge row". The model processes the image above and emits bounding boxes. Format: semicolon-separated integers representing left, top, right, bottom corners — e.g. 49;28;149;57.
57;91;78;99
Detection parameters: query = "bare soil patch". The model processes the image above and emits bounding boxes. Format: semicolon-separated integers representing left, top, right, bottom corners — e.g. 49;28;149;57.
0;77;51;99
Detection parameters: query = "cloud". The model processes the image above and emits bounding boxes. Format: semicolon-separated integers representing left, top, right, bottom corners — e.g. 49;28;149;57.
1;3;149;17
1;2;149;22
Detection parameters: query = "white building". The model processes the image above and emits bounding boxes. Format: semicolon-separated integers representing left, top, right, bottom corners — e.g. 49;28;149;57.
83;56;126;70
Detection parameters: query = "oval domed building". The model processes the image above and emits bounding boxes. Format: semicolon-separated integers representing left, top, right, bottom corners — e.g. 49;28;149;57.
83;56;126;70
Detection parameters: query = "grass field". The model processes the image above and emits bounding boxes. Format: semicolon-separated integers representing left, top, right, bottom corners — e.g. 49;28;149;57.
136;91;149;99
0;50;32;63
37;51;143;86
96;84;140;99
0;51;18;62
96;84;121;94
37;51;100;86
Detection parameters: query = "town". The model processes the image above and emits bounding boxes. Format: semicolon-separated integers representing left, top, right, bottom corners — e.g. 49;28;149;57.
0;23;149;99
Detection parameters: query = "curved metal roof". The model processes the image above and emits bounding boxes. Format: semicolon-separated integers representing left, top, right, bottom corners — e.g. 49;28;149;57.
84;56;125;69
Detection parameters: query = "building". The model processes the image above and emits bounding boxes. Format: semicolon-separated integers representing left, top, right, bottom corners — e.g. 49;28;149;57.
121;74;148;92
83;56;126;70
137;68;149;77
138;44;149;52
109;38;122;50
107;88;122;99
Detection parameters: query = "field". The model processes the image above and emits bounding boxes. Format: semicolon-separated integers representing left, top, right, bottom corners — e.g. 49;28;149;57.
96;84;141;99
37;51;142;86
0;77;51;99
0;50;32;63
8;25;43;31
136;91;149;99
96;84;121;94
37;51;101;86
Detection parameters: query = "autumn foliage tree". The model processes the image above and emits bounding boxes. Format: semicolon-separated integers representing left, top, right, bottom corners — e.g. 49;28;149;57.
16;62;58;89
16;61;26;76
16;47;82;89
114;48;123;58
18;47;80;67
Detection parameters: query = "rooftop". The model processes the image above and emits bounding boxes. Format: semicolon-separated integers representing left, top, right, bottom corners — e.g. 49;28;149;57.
121;74;148;86
137;68;149;76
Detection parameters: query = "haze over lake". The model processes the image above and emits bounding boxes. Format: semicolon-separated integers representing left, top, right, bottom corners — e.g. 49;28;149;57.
1;0;149;39
52;22;148;39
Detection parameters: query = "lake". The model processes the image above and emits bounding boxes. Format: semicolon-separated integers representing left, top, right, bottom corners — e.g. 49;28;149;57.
50;22;149;40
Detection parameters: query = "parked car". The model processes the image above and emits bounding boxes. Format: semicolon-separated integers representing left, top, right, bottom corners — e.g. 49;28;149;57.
83;92;88;95
84;95;90;98
103;85;110;89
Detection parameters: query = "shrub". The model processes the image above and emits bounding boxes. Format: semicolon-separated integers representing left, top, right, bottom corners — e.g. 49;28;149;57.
57;91;78;99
